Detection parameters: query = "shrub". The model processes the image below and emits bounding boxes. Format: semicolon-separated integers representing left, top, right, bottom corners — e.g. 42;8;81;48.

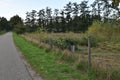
14;23;26;34
87;21;120;42
87;21;102;36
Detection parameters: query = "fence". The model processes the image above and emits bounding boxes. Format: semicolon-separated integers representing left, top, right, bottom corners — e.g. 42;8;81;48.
22;33;120;80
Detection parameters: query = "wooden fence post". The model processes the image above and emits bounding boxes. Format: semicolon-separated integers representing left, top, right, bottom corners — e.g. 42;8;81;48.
88;37;91;80
71;45;75;54
49;38;53;49
88;37;91;69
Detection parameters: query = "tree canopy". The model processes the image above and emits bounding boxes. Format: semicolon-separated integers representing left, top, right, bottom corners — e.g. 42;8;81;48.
0;0;120;33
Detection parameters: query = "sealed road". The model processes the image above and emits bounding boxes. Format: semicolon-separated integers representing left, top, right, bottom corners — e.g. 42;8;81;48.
0;32;32;80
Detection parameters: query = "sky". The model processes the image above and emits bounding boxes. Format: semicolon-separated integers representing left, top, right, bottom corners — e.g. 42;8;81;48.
0;0;94;20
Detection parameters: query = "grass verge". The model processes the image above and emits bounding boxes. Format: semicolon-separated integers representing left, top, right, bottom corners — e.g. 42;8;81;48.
13;33;88;80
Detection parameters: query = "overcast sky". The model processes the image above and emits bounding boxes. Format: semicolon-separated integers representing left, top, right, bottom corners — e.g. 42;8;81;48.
0;0;94;20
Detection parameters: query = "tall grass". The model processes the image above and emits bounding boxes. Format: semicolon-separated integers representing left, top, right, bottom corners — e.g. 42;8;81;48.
20;21;120;80
14;33;86;80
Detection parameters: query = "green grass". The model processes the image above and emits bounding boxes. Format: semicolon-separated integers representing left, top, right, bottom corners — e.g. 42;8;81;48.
13;33;120;80
13;33;86;80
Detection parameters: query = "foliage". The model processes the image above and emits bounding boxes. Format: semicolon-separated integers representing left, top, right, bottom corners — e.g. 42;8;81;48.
23;0;120;33
14;23;26;34
36;27;46;33
24;1;94;33
9;15;23;30
87;21;102;36
87;21;120;41
0;17;10;31
112;0;120;8
24;32;89;50
1;0;120;33
0;0;120;34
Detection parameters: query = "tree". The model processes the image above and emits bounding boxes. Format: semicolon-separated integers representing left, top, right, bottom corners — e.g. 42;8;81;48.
9;15;27;34
14;23;26;34
111;0;120;19
25;10;37;32
37;9;45;28
72;2;81;32
45;7;53;31
60;10;66;32
25;12;31;32
23;0;120;33
80;1;90;18
9;15;23;30
112;0;120;8
30;10;37;31
30;10;37;26
102;0;112;21
72;2;79;16
0;17;10;31
64;2;72;22
91;0;103;21
79;0;91;32
64;2;73;31
53;9;59;32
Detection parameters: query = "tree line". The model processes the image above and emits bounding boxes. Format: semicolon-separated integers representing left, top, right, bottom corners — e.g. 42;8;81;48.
0;0;120;33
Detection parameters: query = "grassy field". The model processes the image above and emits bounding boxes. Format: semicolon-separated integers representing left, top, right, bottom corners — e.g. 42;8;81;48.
13;33;89;80
14;32;120;80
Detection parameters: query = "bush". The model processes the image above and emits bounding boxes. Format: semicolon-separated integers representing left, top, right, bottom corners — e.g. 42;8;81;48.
87;21;102;36
14;23;26;34
41;33;99;50
87;21;120;42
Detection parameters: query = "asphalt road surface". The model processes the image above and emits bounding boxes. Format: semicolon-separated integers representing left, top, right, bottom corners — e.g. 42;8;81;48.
0;32;34;80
